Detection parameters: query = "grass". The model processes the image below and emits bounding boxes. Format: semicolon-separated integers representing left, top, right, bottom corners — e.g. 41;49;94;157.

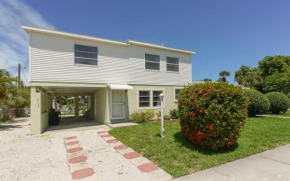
109;117;290;178
264;110;290;117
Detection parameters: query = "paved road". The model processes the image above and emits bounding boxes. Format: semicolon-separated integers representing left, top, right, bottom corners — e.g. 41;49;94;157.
174;144;290;181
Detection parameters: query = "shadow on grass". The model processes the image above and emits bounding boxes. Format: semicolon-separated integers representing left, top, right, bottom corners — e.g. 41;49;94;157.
173;132;239;155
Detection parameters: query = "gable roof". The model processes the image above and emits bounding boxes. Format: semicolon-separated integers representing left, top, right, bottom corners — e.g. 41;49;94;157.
21;25;196;55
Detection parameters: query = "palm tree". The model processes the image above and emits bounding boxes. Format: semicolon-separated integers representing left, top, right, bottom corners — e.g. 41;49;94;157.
219;71;230;82
203;78;212;82
0;69;17;101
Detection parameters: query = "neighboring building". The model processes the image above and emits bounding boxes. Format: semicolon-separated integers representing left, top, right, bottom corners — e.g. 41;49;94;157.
22;25;195;134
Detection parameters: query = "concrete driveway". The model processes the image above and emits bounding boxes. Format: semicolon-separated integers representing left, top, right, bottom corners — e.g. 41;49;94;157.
0;117;170;181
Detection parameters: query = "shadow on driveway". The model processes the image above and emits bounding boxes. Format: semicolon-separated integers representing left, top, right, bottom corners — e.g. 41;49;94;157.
0;124;25;131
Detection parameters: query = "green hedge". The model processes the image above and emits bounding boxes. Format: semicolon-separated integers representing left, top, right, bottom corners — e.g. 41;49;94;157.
130;110;155;123
245;89;270;116
265;92;290;114
178;82;248;150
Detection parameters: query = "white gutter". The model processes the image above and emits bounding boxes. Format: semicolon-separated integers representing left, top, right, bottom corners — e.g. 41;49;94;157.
127;40;196;54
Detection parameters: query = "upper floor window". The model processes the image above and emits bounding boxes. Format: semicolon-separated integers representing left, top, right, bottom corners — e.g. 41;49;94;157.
75;45;98;65
166;57;179;72
145;54;160;70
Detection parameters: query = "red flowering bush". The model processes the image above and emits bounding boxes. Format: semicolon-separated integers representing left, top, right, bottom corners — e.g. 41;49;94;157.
178;82;248;151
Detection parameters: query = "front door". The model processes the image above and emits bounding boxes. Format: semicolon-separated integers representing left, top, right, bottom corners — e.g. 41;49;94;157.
111;90;125;119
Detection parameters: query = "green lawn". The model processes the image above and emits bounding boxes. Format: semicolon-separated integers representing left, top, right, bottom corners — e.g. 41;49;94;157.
265;110;290;117
109;117;290;178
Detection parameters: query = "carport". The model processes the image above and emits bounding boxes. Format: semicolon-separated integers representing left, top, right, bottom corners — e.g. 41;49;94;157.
30;82;109;134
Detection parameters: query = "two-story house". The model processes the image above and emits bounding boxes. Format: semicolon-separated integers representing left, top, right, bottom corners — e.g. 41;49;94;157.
22;25;195;134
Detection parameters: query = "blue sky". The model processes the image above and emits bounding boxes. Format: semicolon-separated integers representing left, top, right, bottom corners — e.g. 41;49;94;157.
1;0;290;84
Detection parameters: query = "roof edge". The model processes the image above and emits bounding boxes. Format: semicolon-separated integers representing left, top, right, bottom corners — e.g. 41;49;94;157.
127;40;196;54
21;25;196;54
21;25;129;46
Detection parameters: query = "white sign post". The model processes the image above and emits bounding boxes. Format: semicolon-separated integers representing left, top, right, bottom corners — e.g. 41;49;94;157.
159;93;165;138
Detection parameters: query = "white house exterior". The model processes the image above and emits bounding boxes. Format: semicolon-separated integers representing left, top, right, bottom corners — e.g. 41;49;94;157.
22;25;195;134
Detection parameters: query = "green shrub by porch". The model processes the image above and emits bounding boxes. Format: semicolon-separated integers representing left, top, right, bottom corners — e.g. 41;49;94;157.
178;82;248;151
245;89;270;116
130;110;155;123
265;92;290;114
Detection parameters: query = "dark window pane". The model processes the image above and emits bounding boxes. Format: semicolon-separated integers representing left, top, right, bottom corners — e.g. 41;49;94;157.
139;97;150;102
139;91;150;96
139;102;150;107
145;62;160;70
75;51;98;59
167;57;179;64
75;58;98;65
153;101;161;107
175;89;181;100
75;45;98;53
153;91;162;107
167;64;179;72
153;97;160;101
153;91;162;96
145;54;160;62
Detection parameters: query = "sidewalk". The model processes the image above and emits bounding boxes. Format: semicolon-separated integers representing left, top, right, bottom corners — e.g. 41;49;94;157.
174;144;290;181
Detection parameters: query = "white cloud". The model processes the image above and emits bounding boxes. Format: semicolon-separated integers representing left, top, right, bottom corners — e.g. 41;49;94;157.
0;0;54;85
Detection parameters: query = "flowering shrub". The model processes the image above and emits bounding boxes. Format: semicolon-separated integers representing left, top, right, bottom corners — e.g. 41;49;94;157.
178;82;248;151
265;92;290;114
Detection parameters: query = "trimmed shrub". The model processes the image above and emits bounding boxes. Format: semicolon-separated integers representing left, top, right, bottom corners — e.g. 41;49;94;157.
129;110;155;123
143;110;155;121
245;89;270;116
265;92;290;114
169;109;179;119
157;111;161;121
178;82;248;151
0;110;12;123
163;115;171;120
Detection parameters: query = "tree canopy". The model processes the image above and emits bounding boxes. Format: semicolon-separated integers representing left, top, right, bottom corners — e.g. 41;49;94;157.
235;56;290;94
0;69;30;108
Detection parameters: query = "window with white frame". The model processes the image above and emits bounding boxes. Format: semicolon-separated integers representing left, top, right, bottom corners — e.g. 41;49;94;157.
139;90;150;107
166;57;179;72
138;90;163;108
145;54;160;70
153;90;163;107
175;88;182;101
75;45;98;65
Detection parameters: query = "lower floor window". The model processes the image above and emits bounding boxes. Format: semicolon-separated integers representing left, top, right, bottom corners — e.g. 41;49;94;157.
153;91;162;107
175;88;182;101
138;90;163;108
139;91;150;107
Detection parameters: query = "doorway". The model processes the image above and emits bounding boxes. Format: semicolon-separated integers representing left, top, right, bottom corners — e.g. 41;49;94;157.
111;90;125;119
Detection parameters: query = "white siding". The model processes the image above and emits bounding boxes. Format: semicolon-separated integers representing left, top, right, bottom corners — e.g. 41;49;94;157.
30;33;192;86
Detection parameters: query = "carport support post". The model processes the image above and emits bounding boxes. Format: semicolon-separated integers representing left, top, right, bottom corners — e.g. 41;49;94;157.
90;94;95;119
75;95;79;120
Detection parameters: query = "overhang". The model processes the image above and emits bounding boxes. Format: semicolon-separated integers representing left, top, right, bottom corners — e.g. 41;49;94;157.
108;84;133;90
